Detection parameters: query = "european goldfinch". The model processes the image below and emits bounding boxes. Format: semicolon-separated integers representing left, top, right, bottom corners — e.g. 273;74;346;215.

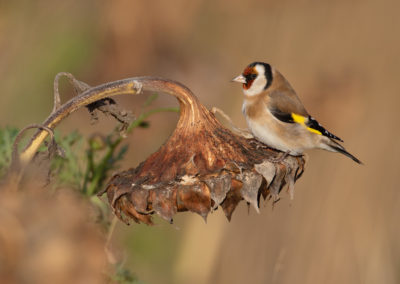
232;62;362;164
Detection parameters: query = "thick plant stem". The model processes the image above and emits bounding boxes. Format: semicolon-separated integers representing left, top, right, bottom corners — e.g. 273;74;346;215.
17;77;198;170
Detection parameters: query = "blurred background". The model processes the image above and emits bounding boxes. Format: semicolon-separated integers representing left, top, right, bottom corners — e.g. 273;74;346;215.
1;0;399;283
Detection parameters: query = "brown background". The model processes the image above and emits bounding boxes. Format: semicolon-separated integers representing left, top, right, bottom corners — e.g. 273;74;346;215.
1;0;399;283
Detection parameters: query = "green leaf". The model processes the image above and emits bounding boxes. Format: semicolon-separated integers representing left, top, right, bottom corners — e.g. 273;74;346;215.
142;93;158;108
0;126;19;179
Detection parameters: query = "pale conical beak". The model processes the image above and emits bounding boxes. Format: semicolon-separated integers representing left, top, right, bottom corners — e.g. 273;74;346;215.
231;74;246;84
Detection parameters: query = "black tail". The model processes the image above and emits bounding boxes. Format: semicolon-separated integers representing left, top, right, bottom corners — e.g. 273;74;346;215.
329;142;363;164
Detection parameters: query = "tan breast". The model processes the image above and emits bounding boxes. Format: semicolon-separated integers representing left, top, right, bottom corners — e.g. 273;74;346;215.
243;94;266;120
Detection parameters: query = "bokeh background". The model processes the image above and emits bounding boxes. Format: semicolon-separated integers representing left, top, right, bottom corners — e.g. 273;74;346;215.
1;0;399;283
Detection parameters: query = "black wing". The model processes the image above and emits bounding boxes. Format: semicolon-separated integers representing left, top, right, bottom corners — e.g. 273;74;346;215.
270;108;295;123
306;116;343;142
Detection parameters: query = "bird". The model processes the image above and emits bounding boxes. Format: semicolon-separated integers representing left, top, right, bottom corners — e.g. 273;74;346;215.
231;61;362;164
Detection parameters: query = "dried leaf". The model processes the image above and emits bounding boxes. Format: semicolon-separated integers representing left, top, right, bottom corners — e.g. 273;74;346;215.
220;179;243;221
237;171;263;213
204;173;231;209
254;161;276;186
177;183;211;221
269;163;287;201
151;187;177;223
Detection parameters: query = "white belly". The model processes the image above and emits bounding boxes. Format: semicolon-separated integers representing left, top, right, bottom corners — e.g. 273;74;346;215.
246;118;296;153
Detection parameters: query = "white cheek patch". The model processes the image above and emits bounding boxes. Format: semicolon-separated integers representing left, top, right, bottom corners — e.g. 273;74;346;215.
243;65;268;96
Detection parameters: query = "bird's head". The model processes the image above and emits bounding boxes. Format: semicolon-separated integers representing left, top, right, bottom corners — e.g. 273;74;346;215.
232;62;273;96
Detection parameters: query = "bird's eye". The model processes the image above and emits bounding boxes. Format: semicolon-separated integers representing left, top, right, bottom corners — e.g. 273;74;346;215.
246;73;257;81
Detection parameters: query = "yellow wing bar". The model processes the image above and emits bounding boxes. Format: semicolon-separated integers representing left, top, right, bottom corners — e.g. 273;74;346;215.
291;113;322;135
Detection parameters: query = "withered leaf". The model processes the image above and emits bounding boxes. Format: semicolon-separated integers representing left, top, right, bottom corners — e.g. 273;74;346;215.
237;171;263;213
204;173;231;209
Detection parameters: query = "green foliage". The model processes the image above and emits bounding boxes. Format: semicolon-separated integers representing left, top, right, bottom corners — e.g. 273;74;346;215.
50;130;85;190
81;132;128;196
109;263;146;284
0;126;19;179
